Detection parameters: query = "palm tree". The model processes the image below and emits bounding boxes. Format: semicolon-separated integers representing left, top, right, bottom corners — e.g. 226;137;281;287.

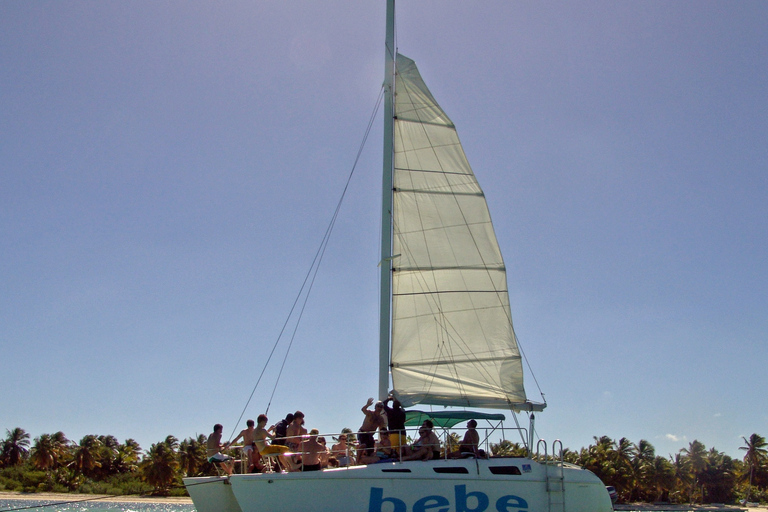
113;438;142;474
670;452;693;503
1;427;31;466
71;435;103;478
698;448;736;503
740;433;768;501
50;431;72;470
612;437;637;498
631;439;656;500
142;441;180;493
682;440;707;503
489;440;527;457
561;448;579;464
179;435;207;477
31;434;56;471
163;435;180;451
645;455;675;502
96;434;120;478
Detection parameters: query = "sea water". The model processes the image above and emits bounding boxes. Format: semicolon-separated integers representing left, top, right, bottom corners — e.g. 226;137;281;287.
0;499;195;512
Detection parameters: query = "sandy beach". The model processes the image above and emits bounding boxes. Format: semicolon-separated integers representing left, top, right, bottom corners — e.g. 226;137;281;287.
0;491;192;504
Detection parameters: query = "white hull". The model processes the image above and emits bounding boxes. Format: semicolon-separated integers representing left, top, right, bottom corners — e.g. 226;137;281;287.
184;475;242;512
184;458;612;512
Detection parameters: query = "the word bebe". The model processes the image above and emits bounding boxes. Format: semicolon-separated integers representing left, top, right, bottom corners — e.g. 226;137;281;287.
369;484;529;512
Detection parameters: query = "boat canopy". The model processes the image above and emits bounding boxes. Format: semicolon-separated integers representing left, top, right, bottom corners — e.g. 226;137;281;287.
404;410;506;428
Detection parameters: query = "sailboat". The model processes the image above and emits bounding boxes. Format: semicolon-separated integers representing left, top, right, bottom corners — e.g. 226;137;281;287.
183;2;612;512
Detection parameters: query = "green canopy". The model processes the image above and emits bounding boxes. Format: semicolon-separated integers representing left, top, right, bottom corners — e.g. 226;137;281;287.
404;410;506;429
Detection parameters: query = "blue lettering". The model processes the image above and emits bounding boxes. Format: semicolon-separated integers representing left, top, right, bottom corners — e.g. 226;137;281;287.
368;485;527;512
413;495;449;512
455;484;489;512
495;495;528;512
369;487;406;512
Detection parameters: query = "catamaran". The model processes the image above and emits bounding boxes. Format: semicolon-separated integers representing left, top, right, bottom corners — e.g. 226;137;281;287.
183;2;612;511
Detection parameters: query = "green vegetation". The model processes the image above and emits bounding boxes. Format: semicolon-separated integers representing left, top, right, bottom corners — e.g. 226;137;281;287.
0;428;219;496
486;434;768;505
2;427;767;504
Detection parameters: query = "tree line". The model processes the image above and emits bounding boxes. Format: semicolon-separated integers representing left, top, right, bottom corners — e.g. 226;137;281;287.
492;433;768;504
1;427;767;504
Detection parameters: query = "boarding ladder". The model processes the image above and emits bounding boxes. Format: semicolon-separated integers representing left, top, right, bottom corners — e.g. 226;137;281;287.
537;439;565;512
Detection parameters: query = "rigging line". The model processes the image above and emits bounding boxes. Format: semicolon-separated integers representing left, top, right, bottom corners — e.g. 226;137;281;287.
266;86;386;413
515;333;545;401
225;86;386;437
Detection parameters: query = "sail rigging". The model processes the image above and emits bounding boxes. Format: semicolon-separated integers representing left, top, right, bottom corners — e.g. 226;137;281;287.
389;54;537;410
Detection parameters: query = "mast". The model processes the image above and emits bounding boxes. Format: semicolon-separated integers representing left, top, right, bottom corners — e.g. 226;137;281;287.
378;0;395;401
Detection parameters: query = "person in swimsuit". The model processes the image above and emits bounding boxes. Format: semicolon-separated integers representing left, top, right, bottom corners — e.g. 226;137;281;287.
357;398;386;463
331;434;353;466
230;419;259;472
285;411;307;451
206;424;234;475
300;429;324;471
253;414;297;472
402;422;441;461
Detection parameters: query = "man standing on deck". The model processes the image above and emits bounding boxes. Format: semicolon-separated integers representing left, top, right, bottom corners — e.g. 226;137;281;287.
383;395;407;457
357;398;386;463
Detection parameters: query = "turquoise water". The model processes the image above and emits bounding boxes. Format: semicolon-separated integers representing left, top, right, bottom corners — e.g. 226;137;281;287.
0;499;195;512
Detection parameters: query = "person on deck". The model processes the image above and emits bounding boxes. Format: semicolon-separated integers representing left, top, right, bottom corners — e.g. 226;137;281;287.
357;398;386;463
331;434;353;466
206;424;234;475
230;419;259;472
317;436;331;468
285;411;307;452
449;419;481;458
300;429;324;471
253;414;297;472
459;419;480;457
271;413;294;446
402;422;440;461
382;395;406;457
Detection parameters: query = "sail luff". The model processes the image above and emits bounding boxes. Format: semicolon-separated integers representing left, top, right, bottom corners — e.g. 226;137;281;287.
378;0;396;402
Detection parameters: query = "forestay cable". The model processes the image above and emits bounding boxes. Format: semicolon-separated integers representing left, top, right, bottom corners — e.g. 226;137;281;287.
228;87;385;440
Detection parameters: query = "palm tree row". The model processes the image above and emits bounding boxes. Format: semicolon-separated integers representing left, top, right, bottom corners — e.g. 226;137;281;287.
490;433;768;505
3;427;768;503
562;434;765;504
0;428;218;495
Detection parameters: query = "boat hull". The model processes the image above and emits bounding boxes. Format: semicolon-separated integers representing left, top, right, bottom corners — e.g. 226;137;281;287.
185;458;612;512
183;475;242;512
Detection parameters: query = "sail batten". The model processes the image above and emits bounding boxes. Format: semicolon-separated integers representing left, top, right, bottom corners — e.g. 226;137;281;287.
390;54;528;410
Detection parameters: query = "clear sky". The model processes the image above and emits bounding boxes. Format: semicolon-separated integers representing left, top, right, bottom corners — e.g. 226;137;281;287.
2;1;767;461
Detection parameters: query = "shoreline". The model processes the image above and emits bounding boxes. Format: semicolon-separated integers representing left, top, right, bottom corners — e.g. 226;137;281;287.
2;492;764;511
0;491;192;504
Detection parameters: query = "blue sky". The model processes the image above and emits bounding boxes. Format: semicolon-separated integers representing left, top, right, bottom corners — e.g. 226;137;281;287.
2;1;767;461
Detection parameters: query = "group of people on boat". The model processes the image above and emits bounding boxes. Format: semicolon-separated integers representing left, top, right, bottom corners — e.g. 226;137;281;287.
205;395;483;475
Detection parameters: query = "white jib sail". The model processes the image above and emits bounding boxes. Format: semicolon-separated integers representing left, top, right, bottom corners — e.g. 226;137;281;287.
390;55;528;410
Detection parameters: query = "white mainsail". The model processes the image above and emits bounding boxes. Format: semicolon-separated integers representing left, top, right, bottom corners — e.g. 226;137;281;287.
390;54;531;410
